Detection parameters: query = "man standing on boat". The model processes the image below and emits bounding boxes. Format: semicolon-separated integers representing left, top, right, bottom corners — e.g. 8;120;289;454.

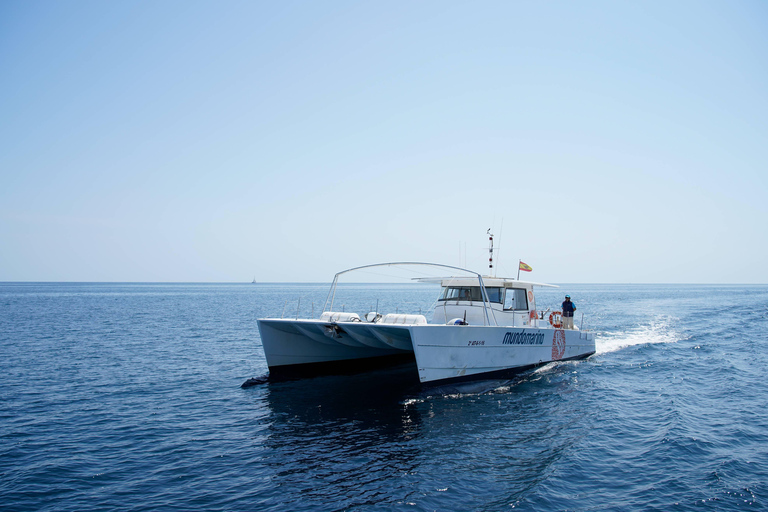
562;295;576;329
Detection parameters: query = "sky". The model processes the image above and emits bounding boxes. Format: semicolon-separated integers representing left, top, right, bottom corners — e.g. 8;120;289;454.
1;0;767;283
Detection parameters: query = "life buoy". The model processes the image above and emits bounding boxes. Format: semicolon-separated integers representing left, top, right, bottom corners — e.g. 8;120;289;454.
549;311;563;328
529;309;537;320
528;291;534;303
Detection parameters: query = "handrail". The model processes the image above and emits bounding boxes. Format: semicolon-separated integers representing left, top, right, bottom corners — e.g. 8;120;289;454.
321;262;500;326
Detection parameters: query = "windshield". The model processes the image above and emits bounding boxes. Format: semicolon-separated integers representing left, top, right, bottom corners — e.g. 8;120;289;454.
438;286;503;303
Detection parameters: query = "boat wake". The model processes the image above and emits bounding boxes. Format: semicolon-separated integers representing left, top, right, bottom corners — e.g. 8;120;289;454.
596;316;683;355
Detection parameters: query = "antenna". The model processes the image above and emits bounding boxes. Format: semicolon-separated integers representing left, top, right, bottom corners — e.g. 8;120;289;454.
495;218;503;277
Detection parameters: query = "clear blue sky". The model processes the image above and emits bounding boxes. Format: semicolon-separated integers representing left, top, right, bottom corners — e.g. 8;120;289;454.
1;1;766;283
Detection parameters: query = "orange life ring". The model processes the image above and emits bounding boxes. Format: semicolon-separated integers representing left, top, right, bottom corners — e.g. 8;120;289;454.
529;309;537;320
528;291;534;303
549;311;563;328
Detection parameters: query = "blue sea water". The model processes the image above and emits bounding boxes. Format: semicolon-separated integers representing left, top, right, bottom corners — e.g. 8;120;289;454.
1;282;767;511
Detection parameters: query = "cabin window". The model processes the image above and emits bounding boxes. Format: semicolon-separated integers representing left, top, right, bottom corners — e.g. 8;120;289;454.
484;287;503;303
439;286;503;303
504;288;529;311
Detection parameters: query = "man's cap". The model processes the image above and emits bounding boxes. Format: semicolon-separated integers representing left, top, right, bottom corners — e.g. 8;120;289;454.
565;295;570;298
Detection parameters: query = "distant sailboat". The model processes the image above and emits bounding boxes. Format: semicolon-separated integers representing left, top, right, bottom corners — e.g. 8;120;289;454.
252;277;257;284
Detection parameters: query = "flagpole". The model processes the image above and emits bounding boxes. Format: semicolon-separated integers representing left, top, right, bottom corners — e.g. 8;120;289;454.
517;259;520;280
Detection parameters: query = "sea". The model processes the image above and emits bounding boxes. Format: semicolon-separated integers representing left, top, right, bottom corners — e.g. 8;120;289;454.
1;282;767;511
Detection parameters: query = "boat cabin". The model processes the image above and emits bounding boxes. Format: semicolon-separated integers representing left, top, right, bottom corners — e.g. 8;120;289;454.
431;277;553;327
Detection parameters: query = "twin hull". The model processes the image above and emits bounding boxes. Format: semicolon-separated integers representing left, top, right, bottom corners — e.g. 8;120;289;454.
257;318;596;384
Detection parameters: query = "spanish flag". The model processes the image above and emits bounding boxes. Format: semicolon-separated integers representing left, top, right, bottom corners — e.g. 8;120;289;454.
519;261;532;272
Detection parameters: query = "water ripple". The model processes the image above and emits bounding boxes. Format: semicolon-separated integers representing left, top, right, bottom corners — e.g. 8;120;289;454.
1;283;768;510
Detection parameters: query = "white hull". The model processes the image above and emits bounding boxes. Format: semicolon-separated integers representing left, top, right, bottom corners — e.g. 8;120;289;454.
257;319;410;367
258;318;595;385
410;325;594;383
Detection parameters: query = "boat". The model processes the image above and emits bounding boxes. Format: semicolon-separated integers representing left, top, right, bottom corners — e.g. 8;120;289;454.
256;262;596;386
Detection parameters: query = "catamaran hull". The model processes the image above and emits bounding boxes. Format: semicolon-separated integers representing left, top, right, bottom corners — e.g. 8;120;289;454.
258;319;408;361
257;319;595;385
408;325;594;384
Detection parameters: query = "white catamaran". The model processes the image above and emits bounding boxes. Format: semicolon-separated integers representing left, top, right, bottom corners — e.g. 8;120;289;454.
256;260;596;386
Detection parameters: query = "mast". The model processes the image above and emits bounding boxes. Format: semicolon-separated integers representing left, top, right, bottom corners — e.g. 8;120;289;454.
487;228;494;274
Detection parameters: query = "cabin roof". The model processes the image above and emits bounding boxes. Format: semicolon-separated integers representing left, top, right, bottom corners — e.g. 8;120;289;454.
413;276;558;288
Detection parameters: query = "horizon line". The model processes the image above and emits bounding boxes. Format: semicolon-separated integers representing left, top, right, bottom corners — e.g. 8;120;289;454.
0;281;765;286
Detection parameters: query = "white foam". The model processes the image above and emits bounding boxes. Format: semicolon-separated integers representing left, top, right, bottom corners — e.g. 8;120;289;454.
596;317;682;355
